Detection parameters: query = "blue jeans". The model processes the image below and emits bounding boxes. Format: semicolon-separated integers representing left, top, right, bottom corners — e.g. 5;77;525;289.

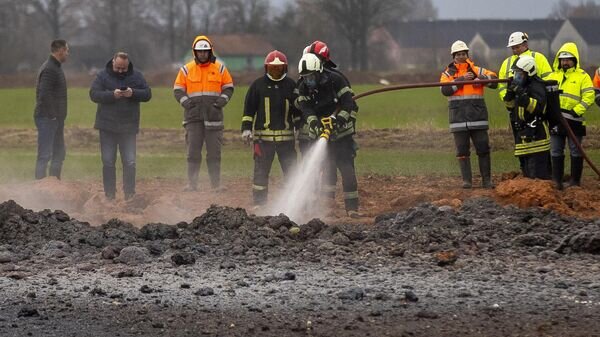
35;117;65;179
100;130;137;197
550;134;583;158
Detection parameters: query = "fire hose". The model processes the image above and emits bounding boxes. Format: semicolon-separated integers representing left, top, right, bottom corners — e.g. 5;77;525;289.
346;78;600;179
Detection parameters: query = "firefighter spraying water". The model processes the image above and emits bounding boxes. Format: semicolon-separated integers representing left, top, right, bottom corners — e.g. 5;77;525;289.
268;118;334;223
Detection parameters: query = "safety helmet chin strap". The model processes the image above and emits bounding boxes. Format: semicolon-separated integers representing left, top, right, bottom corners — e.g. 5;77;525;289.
267;73;287;82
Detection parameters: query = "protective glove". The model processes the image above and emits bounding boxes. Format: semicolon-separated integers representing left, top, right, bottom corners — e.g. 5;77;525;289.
307;116;322;140
213;96;227;108
504;89;516;102
516;93;530;108
567;109;580;118
241;130;253;144
181;98;195;110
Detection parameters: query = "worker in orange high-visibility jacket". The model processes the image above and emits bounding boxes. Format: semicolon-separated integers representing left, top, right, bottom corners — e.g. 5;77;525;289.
174;35;234;192
440;40;498;189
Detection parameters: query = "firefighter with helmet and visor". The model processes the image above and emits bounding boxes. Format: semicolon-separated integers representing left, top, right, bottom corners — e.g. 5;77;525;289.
503;55;552;180
241;50;300;208
440;40;498;189
296;53;360;218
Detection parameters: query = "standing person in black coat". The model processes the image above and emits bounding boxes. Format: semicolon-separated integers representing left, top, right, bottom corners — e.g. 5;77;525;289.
34;39;69;180
89;52;152;200
241;50;300;208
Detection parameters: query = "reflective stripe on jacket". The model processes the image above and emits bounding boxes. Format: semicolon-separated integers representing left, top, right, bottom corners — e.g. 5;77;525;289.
173;35;234;129
498;50;552;101
440;59;496;133
241;75;300;142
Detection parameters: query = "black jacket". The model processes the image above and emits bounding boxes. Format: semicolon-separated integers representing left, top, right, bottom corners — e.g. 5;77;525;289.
89;59;152;133
34;55;67;120
296;70;357;141
242;75;300;138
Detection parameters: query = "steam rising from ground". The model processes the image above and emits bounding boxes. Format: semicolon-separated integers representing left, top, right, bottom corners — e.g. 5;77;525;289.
266;138;329;223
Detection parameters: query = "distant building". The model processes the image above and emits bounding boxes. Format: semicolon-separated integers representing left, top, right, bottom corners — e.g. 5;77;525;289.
209;34;275;72
552;18;600;67
370;19;563;72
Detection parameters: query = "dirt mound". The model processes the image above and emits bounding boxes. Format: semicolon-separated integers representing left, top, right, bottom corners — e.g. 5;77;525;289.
2;198;599;258
495;178;600;218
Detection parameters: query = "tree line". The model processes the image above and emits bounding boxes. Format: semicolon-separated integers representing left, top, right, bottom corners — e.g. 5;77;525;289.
0;0;436;74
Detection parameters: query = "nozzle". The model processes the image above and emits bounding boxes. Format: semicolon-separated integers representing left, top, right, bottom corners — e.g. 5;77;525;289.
319;117;334;140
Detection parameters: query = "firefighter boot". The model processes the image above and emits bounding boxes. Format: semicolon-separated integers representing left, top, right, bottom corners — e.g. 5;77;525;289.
551;155;565;190
458;157;472;189
479;153;494;189
567;156;584;187
184;162;200;192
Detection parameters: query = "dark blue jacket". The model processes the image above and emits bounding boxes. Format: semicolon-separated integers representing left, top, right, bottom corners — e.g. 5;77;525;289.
89;59;151;133
34;55;67;120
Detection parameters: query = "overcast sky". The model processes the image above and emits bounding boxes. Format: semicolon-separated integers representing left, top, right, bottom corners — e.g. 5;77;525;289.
273;0;600;19
432;0;600;19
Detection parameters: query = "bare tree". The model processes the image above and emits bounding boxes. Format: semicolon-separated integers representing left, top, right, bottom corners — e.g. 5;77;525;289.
550;0;600;18
27;0;81;38
301;0;434;71
217;0;270;33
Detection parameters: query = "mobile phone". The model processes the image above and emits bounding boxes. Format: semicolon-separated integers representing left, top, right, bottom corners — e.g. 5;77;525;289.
120;86;127;91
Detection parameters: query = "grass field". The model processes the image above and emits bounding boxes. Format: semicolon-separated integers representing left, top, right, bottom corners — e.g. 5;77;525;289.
2;85;599;183
2;86;599;130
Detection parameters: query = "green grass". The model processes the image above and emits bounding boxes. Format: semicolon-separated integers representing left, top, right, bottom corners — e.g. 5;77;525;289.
3;86;598;130
5;146;600;183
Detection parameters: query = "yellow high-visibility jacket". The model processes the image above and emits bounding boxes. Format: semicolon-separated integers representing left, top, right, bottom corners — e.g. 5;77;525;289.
546;42;595;126
498;49;552;101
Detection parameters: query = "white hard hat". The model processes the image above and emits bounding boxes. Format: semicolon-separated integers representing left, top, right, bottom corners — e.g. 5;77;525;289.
450;40;469;55
513;55;537;76
507;32;528;47
558;51;575;59
298;53;323;75
193;40;212;50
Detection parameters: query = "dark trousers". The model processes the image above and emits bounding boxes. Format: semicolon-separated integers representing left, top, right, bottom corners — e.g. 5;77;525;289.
185;122;223;188
521;151;551;180
253;140;297;205
100;130;137;197
35;117;65;179
452;129;490;157
323;137;359;211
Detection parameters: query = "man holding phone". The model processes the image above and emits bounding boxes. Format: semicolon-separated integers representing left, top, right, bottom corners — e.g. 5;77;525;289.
90;52;152;200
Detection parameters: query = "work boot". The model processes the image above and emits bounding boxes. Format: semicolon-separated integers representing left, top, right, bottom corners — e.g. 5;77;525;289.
458;157;472;189
567;156;584;187
184;162;200;191
478;153;494;189
551;155;565;190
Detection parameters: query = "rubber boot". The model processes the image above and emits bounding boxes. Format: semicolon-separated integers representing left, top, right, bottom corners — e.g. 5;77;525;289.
567;156;583;187
458;157;472;189
184;162;200;191
551;155;564;190
479;153;494;189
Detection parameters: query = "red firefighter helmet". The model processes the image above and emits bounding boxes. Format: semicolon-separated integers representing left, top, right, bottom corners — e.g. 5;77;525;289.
304;40;337;68
264;50;288;81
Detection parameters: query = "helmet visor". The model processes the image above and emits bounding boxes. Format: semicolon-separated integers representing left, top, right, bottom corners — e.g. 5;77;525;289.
301;72;319;89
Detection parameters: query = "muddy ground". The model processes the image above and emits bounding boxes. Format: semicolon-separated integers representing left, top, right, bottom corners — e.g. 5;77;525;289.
2;127;600;336
1;177;600;336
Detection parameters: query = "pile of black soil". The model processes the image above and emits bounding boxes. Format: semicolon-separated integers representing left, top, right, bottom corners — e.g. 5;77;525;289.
1;198;599;337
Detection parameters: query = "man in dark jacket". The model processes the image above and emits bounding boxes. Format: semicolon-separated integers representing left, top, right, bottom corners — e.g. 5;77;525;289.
89;52;152;200
296;53;360;218
503;55;551;180
34;39;69;179
242;50;300;207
